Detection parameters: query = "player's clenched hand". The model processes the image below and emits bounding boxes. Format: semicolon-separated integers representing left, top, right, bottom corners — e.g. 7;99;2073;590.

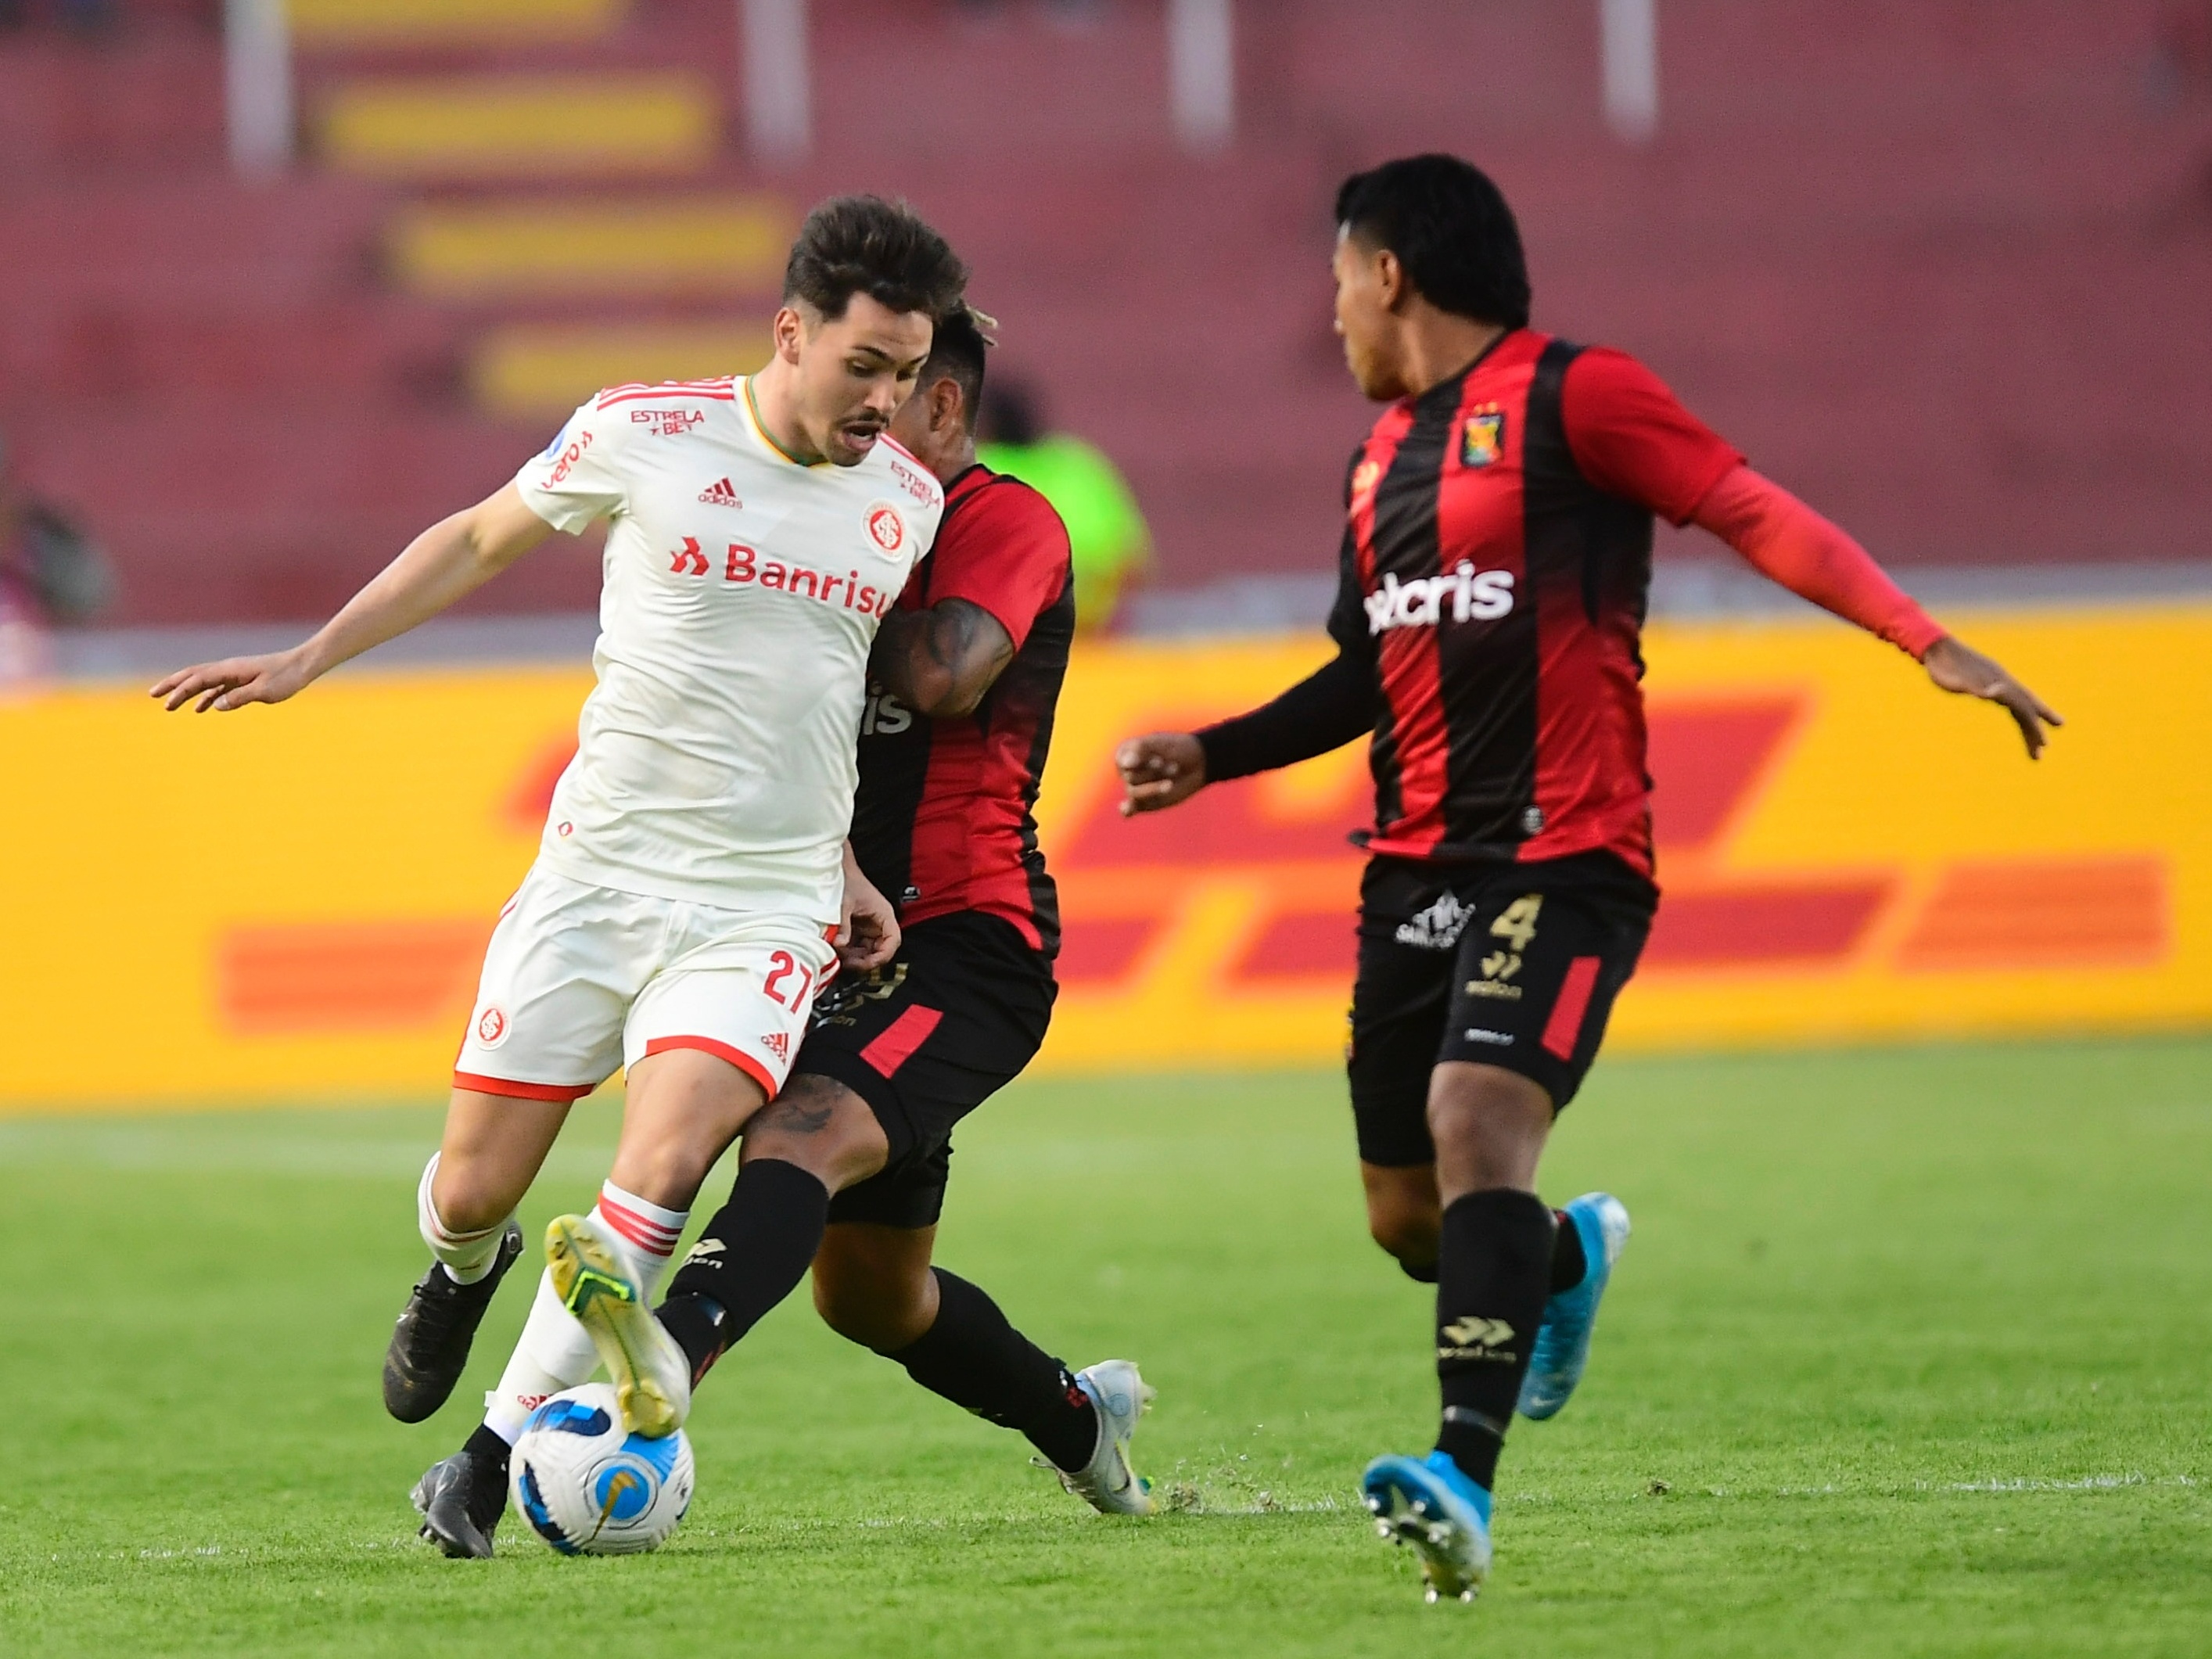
1922;636;2063;760
1115;732;1206;816
836;864;901;974
151;648;315;713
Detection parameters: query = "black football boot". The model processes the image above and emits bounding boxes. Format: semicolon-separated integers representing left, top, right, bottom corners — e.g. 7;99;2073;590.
382;1219;525;1423
411;1439;511;1560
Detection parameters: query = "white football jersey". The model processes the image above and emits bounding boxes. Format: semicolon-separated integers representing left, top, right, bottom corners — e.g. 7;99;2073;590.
513;375;944;919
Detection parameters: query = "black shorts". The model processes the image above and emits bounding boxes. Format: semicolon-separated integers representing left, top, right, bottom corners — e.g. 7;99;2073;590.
803;911;1055;1230
1348;851;1655;1168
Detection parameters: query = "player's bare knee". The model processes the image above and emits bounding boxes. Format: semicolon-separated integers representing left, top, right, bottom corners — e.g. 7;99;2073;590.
1427;1065;1552;1197
813;1261;925;1351
429;1161;516;1236
1368;1207;1438;1266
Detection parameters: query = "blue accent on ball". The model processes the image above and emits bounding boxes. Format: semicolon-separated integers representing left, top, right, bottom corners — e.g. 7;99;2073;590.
517;1462;580;1555
620;1430;685;1480
591;1460;655;1523
524;1397;613;1438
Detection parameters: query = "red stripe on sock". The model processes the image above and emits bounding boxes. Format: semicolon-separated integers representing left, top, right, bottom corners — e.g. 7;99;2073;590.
1540;957;1603;1061
596;1196;680;1257
858;1004;943;1079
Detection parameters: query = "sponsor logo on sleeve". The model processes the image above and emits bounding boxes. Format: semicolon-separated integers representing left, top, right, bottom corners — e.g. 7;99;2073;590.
546;428;594;484
475;1006;509;1047
631;408;706;436
885;454;938;506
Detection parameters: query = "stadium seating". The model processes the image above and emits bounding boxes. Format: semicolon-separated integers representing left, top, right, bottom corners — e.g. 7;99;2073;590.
0;0;2206;624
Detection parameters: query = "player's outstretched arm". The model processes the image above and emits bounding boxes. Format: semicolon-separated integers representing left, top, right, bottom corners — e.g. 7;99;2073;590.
1919;634;2063;759
151;483;552;713
871;598;1014;720
1115;732;1208;816
1690;465;2063;759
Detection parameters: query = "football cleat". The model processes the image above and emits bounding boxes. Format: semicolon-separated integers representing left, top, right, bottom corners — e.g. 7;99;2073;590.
382;1219;525;1424
1054;1360;1156;1516
1361;1450;1492;1603
1517;1191;1631;1420
544;1213;691;1438
411;1448;509;1560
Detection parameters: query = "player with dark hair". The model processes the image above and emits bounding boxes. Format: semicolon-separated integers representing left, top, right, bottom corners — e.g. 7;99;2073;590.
1115;153;2058;1602
650;303;1156;1517
156;194;981;1557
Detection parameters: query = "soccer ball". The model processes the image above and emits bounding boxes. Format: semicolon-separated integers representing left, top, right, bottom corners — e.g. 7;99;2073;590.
509;1384;695;1555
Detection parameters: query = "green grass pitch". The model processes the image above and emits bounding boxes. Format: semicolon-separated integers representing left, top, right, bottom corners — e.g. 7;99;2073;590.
3;1037;2209;1657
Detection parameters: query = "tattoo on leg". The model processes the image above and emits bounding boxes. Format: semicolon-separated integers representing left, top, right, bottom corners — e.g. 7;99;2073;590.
755;1075;841;1137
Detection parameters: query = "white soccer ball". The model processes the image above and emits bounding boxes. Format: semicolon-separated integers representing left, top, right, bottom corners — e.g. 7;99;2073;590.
509;1384;695;1555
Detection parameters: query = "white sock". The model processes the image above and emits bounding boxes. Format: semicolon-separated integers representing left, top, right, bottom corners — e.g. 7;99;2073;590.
588;1180;687;1302
483;1270;601;1445
415;1154;511;1285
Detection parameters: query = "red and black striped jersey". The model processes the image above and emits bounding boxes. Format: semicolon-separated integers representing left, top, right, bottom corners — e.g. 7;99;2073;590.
1204;330;1743;882
848;463;1075;955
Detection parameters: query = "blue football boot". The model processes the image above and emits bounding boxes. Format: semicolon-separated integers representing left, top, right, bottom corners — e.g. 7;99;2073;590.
1360;1450;1492;1603
1517;1191;1631;1420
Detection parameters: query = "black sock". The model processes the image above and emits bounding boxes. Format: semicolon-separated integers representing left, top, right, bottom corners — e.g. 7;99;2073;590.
885;1269;1099;1474
464;1421;512;1471
1432;1188;1556;1491
655;1158;829;1386
1549;1209;1588;1294
1399;1255;1439;1284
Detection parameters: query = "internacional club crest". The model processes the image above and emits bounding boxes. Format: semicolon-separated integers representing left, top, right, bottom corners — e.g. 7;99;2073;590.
864;502;907;558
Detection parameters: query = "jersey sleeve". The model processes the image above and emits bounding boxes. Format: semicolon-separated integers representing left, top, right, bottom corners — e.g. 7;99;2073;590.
512;397;632;533
1196;521;1377;784
1692;465;1946;659
925;479;1072;651
1560;347;1746;526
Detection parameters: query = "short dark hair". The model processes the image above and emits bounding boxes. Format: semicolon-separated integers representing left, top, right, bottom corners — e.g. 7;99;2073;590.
783;195;969;323
919;305;993;427
1334;155;1531;330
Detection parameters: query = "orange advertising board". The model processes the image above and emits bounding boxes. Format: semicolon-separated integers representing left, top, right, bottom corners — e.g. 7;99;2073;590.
1;605;2205;1111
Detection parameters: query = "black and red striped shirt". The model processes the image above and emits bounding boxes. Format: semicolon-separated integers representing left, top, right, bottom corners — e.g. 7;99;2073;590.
1200;330;1743;882
849;463;1075;955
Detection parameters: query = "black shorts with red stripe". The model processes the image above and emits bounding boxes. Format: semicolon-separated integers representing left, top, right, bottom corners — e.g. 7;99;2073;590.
1348;850;1655;1166
804;911;1056;1230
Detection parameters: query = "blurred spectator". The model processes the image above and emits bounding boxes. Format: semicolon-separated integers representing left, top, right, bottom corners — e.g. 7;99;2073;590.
0;0;117;31
0;433;115;686
2147;2;2212;108
977;379;1151;632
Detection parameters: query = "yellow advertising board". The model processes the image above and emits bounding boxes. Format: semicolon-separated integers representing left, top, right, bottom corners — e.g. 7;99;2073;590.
2;605;2205;1112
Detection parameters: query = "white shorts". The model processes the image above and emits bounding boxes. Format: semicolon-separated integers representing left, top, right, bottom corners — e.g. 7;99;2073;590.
453;864;838;1104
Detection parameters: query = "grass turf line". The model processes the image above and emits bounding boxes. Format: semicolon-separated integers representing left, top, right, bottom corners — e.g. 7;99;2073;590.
2;1037;2208;1657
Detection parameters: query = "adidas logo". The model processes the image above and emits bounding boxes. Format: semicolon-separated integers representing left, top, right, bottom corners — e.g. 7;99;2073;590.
698;478;741;508
761;1030;790;1061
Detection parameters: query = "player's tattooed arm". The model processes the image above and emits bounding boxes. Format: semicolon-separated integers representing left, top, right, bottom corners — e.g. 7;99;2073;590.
870;598;1014;720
